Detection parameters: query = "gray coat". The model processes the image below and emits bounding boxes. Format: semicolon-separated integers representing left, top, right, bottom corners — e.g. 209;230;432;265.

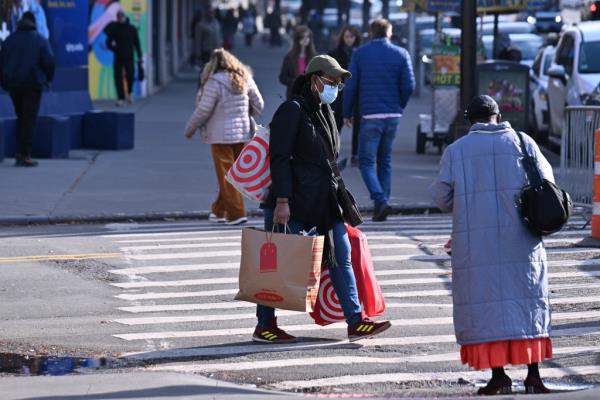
429;121;554;345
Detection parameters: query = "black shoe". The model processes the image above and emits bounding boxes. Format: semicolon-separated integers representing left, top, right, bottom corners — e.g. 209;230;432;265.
372;204;392;222
350;155;358;167
15;157;39;167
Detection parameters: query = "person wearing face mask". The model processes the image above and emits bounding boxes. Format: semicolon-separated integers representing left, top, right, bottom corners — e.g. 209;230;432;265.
279;25;316;100
253;55;392;344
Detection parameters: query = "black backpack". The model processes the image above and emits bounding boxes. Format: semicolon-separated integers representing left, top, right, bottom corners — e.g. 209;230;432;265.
516;131;572;236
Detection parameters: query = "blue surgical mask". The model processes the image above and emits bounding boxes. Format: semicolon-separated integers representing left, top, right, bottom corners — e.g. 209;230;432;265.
318;78;338;104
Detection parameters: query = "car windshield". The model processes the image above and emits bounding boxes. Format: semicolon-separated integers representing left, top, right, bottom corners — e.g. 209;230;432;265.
579;41;600;73
510;36;544;60
482;35;542;60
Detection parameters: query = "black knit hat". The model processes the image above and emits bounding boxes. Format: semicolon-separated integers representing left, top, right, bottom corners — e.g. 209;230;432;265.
464;95;500;120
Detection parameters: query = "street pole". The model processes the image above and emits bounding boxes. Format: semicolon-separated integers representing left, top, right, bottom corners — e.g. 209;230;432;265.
408;11;417;96
456;0;477;139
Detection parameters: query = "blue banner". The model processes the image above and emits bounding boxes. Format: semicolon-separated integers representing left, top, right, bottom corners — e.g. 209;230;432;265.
43;0;88;67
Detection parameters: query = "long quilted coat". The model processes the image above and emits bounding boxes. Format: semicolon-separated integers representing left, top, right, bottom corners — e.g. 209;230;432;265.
429;122;554;345
184;71;264;144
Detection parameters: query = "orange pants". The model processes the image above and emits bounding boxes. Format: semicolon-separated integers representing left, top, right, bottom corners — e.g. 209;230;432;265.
211;143;246;221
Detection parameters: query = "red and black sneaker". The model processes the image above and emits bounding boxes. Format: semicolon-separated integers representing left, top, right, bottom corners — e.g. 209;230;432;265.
348;318;391;342
252;318;297;344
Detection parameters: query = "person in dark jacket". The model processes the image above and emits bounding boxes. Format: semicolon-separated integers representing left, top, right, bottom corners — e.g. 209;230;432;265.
328;25;361;165
105;10;142;106
343;19;415;222
279;25;316;99
0;11;54;167
253;55;391;344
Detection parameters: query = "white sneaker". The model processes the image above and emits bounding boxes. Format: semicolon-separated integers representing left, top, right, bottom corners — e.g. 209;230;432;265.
209;213;226;223
226;216;248;226
115;100;125;107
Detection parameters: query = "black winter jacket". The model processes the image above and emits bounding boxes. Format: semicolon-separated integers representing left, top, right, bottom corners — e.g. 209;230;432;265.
266;81;344;232
105;20;142;61
0;18;55;91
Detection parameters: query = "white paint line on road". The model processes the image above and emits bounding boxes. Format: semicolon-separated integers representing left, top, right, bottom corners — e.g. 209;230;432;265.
116;236;243;244
270;365;600;390
151;345;600;373
549;259;600;267
102;229;246;239
117;301;454;314
118;323;600;349
109;263;239;275
110;268;600;289
112;310;599;327
121;242;421;252
111;277;238;289
120;242;241;251
115;289;238;301
116;295;600;314
125;250;241;261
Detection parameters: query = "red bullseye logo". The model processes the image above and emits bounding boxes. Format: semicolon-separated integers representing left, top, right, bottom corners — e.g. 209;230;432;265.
315;269;344;323
227;129;272;202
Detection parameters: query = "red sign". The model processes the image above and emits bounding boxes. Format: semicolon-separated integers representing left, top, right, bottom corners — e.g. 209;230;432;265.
260;241;277;272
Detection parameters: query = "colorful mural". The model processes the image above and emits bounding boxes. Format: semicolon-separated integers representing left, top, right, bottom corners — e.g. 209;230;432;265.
88;0;147;100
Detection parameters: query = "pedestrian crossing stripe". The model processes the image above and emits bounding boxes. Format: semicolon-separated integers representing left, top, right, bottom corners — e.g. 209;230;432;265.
112;318;600;340
101;216;600;391
149;345;600;373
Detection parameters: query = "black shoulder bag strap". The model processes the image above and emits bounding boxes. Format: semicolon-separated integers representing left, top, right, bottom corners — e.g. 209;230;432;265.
515;130;544;187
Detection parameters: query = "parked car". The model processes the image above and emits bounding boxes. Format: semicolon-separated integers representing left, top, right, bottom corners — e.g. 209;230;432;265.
530;46;556;140
561;0;585;7
581;1;600;20
480;21;535;35
547;21;600;146
481;33;545;66
532;11;564;33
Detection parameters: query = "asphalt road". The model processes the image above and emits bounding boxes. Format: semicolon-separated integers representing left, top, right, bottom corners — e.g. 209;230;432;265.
2;214;600;397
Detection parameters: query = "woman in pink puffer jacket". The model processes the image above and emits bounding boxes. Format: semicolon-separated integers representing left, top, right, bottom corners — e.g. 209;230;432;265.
184;48;264;225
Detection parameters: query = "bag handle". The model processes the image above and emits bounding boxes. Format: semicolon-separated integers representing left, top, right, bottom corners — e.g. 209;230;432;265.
515;130;543;187
266;224;290;242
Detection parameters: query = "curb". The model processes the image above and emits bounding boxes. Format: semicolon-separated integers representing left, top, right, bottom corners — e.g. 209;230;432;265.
0;203;442;227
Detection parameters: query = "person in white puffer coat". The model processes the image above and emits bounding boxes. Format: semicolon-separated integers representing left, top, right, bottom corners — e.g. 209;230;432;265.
184;48;264;225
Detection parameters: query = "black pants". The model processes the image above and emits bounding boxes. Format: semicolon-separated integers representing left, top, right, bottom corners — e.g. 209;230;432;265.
9;88;42;158
113;58;134;100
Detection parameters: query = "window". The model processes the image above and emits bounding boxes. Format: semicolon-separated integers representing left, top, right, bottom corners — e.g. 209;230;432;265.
556;34;575;76
579;41;600;73
532;50;543;77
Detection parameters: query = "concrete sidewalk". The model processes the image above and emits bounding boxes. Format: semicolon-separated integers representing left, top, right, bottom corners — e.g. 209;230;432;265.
0;35;555;225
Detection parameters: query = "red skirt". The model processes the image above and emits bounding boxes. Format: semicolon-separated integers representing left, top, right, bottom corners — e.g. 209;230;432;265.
460;338;553;370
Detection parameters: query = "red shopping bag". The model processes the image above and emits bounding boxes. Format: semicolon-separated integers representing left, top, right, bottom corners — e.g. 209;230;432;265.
310;225;385;325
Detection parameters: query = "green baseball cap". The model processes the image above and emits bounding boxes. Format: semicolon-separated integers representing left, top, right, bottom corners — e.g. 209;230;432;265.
305;55;351;78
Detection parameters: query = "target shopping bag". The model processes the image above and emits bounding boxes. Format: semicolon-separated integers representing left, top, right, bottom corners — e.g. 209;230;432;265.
310;225;386;325
225;125;271;202
235;227;324;312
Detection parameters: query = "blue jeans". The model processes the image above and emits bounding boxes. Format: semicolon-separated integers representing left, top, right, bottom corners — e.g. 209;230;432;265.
256;209;362;327
358;117;401;208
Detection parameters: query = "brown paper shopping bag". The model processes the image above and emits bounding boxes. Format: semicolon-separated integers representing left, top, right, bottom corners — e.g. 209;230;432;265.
235;227;324;312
